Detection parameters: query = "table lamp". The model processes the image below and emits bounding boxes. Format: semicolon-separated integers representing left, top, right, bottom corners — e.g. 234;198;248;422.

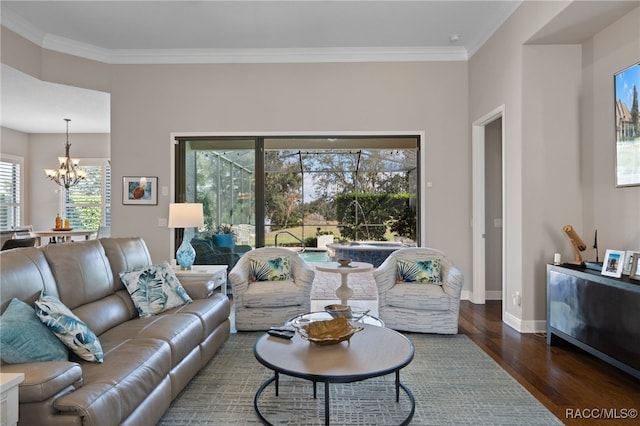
169;203;204;270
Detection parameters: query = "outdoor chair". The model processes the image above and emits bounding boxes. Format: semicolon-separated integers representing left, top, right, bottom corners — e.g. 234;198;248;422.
229;247;315;331
373;247;463;334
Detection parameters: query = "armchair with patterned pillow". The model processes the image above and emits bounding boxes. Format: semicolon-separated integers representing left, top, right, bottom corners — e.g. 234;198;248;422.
228;247;315;331
373;247;463;334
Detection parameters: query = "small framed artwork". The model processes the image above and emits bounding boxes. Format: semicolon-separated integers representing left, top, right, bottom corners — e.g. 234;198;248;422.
630;254;640;280
601;249;625;278
622;250;640;275
123;176;158;205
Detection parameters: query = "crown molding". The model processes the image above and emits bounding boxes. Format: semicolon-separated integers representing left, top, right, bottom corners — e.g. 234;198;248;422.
43;35;469;64
2;10;468;64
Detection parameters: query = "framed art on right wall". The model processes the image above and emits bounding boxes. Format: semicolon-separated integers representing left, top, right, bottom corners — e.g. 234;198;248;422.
614;62;640;187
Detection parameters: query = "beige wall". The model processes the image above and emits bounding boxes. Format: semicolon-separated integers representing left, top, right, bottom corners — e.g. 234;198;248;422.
583;8;640;251
470;1;640;330
109;61;470;267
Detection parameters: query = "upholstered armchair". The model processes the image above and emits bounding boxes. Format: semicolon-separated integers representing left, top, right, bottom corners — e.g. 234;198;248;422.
373;247;463;334
229;247;315;331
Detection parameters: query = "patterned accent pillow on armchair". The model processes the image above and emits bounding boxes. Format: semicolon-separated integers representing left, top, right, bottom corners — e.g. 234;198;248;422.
249;256;291;282
396;258;441;284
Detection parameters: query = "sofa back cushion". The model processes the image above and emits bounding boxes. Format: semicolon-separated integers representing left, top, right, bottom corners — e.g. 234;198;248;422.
43;240;113;309
0;248;59;312
100;237;153;290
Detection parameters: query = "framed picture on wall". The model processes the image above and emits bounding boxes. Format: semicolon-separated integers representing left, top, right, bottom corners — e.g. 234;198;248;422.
614;62;640;187
601;249;625;278
123;176;158;205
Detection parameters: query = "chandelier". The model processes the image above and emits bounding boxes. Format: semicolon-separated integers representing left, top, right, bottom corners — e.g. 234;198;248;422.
44;119;86;189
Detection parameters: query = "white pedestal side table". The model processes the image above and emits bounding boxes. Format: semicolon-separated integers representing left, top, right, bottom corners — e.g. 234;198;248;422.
173;264;228;296
1;373;24;426
315;262;374;305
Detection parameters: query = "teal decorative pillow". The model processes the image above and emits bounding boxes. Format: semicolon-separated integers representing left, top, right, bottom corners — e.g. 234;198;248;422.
0;298;69;364
35;292;104;363
396;259;441;284
119;262;192;317
212;234;235;250
250;257;291;282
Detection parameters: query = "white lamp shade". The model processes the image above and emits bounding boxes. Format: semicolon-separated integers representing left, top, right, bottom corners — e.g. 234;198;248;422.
168;203;204;228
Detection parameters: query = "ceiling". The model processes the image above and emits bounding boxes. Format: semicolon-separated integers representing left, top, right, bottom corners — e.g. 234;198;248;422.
0;0;523;134
2;1;637;135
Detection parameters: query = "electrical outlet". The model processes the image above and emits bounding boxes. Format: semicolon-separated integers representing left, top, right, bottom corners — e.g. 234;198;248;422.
512;292;521;307
158;218;168;227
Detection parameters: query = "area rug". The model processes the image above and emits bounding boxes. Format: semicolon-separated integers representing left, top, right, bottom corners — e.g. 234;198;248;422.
159;332;561;425
310;263;378;300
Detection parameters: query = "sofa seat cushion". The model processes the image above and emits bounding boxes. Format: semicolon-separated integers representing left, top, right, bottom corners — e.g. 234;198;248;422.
54;338;170;426
385;283;452;311
98;313;203;367
242;280;302;308
172;294;231;338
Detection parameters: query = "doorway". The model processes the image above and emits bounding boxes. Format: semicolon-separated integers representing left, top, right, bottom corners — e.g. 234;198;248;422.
472;106;505;307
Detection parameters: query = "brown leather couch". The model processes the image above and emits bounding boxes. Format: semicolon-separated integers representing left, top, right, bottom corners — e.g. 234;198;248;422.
0;237;231;425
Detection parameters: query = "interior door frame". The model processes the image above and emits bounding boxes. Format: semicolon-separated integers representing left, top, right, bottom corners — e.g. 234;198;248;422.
471;105;506;305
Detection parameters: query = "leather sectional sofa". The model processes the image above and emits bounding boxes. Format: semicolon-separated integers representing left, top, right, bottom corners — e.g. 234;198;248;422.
0;237;231;425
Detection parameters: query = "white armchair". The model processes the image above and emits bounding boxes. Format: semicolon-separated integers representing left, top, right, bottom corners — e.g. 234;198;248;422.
373;247;463;334
229;247;315;331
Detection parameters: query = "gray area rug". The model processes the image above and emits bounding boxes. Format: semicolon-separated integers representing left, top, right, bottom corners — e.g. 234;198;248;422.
159;332;561;425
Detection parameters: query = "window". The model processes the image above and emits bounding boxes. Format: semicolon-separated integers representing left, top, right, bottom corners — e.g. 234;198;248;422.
64;160;110;229
0;155;23;230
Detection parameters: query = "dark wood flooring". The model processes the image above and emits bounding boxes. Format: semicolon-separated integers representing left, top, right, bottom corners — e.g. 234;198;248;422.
458;300;640;425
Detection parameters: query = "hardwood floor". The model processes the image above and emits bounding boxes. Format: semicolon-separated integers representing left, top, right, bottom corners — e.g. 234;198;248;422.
458;300;640;425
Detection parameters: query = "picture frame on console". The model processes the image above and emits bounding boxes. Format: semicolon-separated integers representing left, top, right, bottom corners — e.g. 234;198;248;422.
614;62;640;187
630;254;640;280
622;250;640;275
123;176;158;205
601;249;625;278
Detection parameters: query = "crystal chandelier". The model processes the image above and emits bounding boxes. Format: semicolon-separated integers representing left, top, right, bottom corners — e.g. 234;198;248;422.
44;119;86;189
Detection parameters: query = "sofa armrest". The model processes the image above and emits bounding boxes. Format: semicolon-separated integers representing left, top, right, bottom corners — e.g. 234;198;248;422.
181;281;214;299
1;361;83;403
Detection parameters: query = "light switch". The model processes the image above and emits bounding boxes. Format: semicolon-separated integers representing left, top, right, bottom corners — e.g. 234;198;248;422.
161;186;169;196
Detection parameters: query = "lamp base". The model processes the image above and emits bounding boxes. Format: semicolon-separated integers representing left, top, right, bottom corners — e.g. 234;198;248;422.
176;236;196;270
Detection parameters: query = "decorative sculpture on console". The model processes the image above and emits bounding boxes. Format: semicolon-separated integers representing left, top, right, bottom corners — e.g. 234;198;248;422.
563;225;587;265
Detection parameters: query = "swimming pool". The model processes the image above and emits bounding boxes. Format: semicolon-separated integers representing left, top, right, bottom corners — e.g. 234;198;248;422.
298;251;331;262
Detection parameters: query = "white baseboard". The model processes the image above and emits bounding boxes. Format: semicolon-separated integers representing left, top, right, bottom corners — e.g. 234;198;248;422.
461;291;547;334
503;311;547;334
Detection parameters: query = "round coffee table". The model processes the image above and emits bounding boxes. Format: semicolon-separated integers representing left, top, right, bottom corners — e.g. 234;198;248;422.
315;261;374;304
253;324;415;425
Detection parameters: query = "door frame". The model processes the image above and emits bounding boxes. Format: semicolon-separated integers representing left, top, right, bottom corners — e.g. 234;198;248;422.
471;105;506;305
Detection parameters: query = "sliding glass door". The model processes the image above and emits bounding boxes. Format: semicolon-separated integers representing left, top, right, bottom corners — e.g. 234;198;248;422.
175;135;419;256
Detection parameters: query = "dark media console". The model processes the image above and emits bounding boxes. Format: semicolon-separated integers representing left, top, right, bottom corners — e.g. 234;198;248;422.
546;264;640;379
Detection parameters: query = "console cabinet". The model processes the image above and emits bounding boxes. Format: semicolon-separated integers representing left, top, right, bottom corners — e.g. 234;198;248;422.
547;264;640;379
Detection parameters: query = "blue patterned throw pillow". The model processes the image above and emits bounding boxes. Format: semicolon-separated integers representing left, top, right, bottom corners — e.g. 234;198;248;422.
0;298;69;364
249;257;291;282
35;292;104;363
396;258;442;284
119;262;192;317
